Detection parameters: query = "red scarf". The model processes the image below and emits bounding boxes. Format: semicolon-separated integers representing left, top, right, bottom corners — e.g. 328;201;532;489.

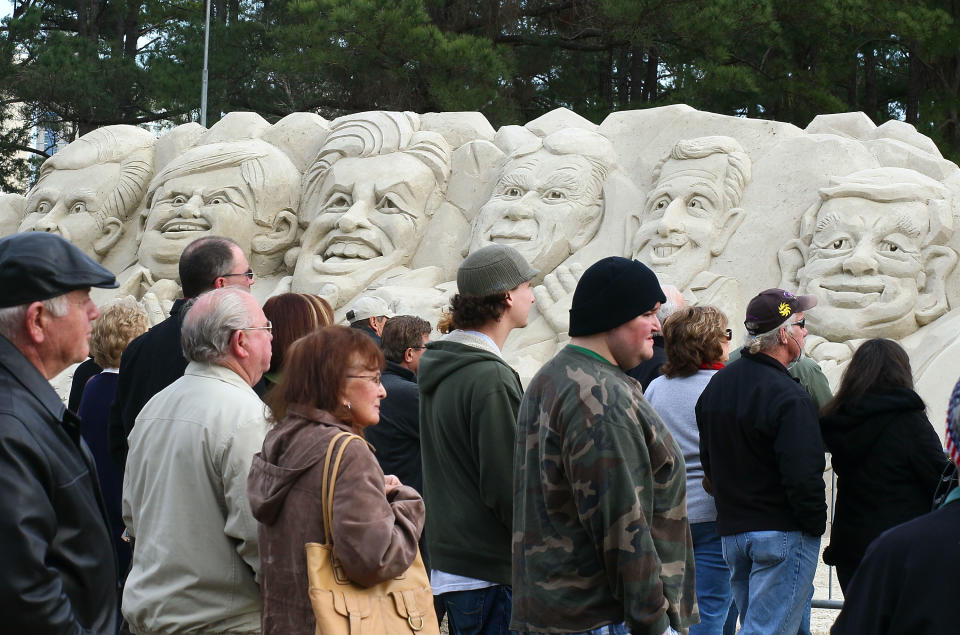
699;362;725;370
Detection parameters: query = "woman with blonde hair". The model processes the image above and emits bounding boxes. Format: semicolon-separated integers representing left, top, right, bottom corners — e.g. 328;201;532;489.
78;298;149;578
645;305;732;634
248;326;425;634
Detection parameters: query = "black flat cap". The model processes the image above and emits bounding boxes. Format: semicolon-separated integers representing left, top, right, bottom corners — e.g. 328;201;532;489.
0;233;118;308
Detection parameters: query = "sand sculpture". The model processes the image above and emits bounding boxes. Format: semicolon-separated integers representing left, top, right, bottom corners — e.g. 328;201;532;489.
12;106;959;432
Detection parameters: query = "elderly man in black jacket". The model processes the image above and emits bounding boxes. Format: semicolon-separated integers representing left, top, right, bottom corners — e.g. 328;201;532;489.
0;232;120;634
696;288;826;635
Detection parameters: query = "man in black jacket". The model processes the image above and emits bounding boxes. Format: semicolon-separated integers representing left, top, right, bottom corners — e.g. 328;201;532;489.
365;314;431;495
108;235;255;469
696;288;826;635
0;232;120;633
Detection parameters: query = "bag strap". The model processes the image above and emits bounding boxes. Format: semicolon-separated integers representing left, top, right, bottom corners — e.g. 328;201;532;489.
320;431;363;546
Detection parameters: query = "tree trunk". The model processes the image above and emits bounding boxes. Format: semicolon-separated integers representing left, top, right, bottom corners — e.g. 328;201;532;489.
644;46;659;102
630;45;644;105
616;46;629;107
863;46;878;123
905;43;922;125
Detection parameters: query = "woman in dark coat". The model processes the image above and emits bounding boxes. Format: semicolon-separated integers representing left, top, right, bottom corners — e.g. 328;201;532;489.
820;338;951;591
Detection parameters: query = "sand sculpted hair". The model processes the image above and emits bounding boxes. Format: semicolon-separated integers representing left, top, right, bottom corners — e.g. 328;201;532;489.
660;305;728;378
89;298;149;368
822;338;916;417
262;293;334;376
266;326;384;432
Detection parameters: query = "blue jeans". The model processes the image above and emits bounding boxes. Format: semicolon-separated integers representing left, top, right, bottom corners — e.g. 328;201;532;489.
722;530;819;635
524;624;631;635
440;585;513;635
690;522;733;635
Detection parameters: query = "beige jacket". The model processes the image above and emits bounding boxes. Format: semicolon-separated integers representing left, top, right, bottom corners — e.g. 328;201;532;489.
122;362;269;634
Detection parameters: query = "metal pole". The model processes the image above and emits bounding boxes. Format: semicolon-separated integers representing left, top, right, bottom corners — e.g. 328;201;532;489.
200;0;211;126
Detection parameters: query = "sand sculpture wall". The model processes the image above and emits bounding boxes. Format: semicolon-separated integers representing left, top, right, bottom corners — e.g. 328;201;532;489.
6;107;959;431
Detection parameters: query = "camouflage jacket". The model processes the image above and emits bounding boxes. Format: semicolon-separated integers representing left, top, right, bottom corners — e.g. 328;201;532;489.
511;345;698;634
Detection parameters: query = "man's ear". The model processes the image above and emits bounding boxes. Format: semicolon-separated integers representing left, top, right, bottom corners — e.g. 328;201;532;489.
403;347;416;364
94;216;123;256
231;329;250;359
711;207;745;256
23;302;46;345
252;210;298;255
916;245;959;325
777;238;809;290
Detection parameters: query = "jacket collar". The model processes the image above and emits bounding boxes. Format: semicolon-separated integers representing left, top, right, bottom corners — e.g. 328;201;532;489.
287;404;348;429
385;359;416;383
183;360;259;396
740;348;794;377
0;334;82;443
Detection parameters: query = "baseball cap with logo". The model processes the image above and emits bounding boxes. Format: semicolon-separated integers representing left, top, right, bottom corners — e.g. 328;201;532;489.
744;288;817;336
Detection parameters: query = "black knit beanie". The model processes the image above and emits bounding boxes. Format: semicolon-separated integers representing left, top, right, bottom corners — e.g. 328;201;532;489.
568;257;666;336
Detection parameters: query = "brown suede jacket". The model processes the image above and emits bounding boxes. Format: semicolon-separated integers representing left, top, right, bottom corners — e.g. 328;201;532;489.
247;405;425;635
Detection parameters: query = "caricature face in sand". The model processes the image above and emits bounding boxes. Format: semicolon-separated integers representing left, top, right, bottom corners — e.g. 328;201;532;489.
469;148;603;274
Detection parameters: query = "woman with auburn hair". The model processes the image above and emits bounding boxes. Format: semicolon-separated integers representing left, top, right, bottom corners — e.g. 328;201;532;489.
820;338;951;591
645;305;732;635
261;292;334;385
247;326;425;635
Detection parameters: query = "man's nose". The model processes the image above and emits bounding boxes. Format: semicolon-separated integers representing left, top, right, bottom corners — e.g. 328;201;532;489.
657;198;686;237
177;194;204;218
34;202;66;233
842;241;879;276
505;194;537;220
337;199;374;233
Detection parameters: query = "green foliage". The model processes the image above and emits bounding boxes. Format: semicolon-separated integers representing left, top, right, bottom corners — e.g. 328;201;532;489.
2;0;960;168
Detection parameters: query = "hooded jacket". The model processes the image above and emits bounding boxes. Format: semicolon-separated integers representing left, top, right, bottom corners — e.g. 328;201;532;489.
820;387;950;567
247;406;424;635
417;332;522;585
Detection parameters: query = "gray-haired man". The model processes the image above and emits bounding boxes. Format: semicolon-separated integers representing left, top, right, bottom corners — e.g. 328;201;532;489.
0;232;119;634
122;287;272;633
696;288;826;635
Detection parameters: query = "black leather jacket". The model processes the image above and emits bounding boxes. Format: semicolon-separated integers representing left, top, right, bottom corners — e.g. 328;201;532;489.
0;335;118;634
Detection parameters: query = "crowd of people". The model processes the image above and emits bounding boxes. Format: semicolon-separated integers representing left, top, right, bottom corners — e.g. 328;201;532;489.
1;230;958;635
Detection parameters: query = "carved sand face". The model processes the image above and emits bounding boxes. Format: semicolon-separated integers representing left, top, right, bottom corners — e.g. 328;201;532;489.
139;166;262;281
632;154;729;289
20;163;123;261
798;197;928;340
469;151;601;273
292;154;436;299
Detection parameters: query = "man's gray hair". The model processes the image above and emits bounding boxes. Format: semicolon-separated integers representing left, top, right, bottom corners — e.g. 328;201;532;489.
180;288;257;363
745;315;796;354
657;284;685;324
0;295;70;339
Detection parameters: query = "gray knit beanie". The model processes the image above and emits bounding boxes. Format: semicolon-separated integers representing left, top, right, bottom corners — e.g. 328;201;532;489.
457;244;539;297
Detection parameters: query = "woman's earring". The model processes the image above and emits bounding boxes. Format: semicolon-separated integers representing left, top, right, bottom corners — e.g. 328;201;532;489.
344;401;351;410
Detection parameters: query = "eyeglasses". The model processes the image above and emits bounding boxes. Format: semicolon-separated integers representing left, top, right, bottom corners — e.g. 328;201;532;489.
220;269;255;281
240;320;272;332
347;373;382;386
408;346;427;351
789;318;805;329
722;329;733;341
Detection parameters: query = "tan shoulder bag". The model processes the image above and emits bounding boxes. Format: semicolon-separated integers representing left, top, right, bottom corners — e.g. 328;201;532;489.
305;431;439;635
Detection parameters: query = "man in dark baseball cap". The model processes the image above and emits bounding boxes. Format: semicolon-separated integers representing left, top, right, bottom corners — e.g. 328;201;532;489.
695;287;826;634
512;257;697;634
0;232;119;633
